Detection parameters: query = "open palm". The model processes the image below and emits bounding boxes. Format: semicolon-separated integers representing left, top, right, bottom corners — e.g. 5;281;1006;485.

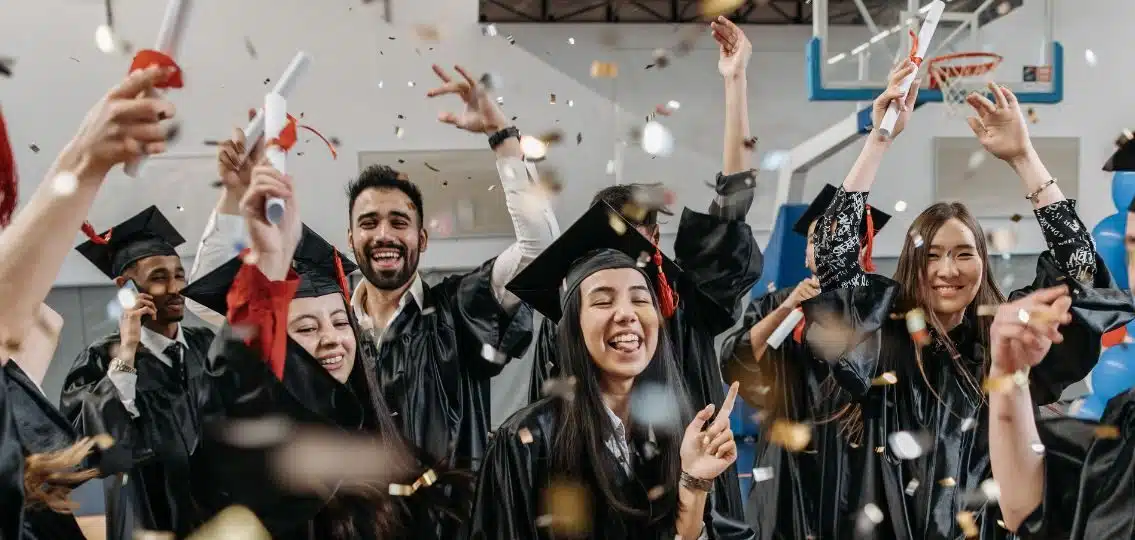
426;64;507;134
965;83;1031;162
711;16;751;79
680;382;739;481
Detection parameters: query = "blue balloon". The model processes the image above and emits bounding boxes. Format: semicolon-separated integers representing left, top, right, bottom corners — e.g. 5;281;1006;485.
1113;171;1135;212
1092;213;1129;289
1074;394;1107;421
1091;344;1135;400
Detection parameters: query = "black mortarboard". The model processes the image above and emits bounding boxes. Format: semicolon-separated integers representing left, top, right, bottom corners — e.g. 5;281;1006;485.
76;205;185;279
181;225;357;316
1104;137;1135;173
507;201;680;323
791;184;892;237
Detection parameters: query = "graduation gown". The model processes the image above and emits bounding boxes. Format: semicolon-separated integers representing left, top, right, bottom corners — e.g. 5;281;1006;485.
528;206;762;529
356;256;533;474
795;193;1135;539
59;327;218;537
1015;390;1135;539
720;288;850;539
466;397;757;540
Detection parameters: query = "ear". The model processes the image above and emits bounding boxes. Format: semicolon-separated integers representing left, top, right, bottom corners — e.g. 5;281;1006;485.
113;275;128;288
347;227;354;250
419;227;429;253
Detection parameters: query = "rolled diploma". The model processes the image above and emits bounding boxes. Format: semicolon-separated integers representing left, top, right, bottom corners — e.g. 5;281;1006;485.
877;0;945;139
767;307;805;349
123;0;191;177
243;52;312;158
264;93;287;225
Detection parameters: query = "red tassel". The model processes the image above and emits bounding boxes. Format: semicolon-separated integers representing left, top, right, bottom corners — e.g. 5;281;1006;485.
128;49;184;88
270;115;337;159
792;313;807;344
332;251;350;299
80;221;112;245
652;249;677;319
0;107;15;228
862;205;876;273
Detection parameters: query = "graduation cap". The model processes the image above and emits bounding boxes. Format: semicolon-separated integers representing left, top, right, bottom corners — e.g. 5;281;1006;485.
181;225;357;315
507;201;679;323
791;183;891;272
76;205;185;279
1104;136;1135;173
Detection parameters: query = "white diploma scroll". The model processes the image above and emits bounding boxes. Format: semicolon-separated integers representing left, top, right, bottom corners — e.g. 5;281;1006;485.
123;0;191;177
877;0;945;139
767;307;805;350
243;52;312;157
263;92;288;225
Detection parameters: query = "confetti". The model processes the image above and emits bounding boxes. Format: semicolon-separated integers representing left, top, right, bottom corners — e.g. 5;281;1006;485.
701;0;746;17
960;417;977;432
938;477;957;487
641;121;674;157
976;304;998;317
956;511;979;538
855;503;884;535
980;478;1000;501
630;382;683;433
0;57;12;77
539;479;591;536
135;531;175;540
887;430;928;460
1095;425;1120;439
541;376;577;401
872;371;899;386
186;505;270;540
905;309;931;346
548;93;556;105
94;24;118;54
759;151;789;171
414;24;441;42
394;126;404;138
388;469;438;497
407;81;415;88
590;61;618;78
648;49;670;70
1029;441;1045;454
768;419;812;452
28;143;39;153
519;135;548;160
52;172;78;196
243;37;257;58
909;231;925;248
742;136;758;150
217;416;294;448
567;37;575;45
482;24;498;37
983;374;1016;394
894;200;907;212
608;211;627;235
752;467;775;483
905;479;920;495
967;150;986;170
1084;49;1097;66
1027;107;1038;124
605;160;616;175
273;427;409;494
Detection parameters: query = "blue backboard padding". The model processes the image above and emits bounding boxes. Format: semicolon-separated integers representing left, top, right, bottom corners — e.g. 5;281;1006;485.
750;204;809;300
807;38;1064;104
736;438;758;499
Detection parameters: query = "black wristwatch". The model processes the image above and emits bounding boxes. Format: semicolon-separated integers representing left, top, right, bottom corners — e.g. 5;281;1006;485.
488;126;520;150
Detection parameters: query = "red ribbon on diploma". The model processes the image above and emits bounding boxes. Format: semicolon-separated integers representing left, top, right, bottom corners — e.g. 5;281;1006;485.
907;30;923;66
270;114;338;160
129;49;184;88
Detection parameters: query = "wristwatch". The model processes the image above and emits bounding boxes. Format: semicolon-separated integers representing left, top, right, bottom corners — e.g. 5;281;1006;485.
488;126;520;150
109;358;137;374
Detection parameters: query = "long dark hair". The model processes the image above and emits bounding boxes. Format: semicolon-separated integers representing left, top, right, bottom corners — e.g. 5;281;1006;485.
549;280;693;524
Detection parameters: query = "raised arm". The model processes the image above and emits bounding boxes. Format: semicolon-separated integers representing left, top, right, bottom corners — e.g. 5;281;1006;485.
0;67;176;358
712;17;756;219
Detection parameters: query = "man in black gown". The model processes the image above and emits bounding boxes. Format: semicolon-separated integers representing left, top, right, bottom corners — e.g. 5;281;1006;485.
61;205;217;538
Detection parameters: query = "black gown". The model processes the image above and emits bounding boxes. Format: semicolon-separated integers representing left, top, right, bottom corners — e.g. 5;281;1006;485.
527;174;764;529
789;189;1135;539
357;256;533;474
721;287;850;539
466;397;757;540
1015;390;1135;539
59;326;218;538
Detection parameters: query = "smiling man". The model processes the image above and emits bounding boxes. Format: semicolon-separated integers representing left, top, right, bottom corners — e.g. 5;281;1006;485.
61;205;217;538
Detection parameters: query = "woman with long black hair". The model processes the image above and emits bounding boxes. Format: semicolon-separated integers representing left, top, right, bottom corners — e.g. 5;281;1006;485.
465;202;754;540
757;60;1134;539
181;163;458;539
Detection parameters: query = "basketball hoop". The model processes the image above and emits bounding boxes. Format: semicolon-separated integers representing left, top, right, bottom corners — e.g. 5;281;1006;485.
927;52;1003;115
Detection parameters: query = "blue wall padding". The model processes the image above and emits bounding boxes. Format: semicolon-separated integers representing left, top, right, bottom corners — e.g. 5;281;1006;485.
750;204;809;300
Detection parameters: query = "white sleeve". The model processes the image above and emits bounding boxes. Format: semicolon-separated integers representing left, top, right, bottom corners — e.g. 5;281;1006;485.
105;370;140;418
490;157;561;312
186;210;248;327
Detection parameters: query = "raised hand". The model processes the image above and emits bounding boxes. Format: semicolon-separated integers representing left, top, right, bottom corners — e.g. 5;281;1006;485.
680;382;740;481
217;109;264;193
966;83;1032;162
711;16;751;80
990;285;1073;375
871;60;922;139
239;160;301;279
426;64;508;134
56;65;177;177
117;292;156;364
784;276;821;310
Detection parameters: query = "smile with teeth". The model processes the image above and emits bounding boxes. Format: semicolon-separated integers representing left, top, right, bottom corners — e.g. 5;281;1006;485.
319;355;344;368
608;332;642;352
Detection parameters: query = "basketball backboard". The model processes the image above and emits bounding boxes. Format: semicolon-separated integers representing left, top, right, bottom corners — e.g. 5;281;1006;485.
807;0;1062;104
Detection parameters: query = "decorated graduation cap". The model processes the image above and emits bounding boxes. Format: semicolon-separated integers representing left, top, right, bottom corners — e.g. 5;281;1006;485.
181;224;357;315
507;201;679;323
1104;136;1135;173
76;205;185;279
791;183;891;272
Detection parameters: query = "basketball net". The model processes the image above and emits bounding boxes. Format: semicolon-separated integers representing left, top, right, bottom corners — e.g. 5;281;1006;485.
927;52;1004;116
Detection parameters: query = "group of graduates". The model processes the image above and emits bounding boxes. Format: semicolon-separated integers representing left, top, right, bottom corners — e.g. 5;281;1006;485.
4;15;1135;540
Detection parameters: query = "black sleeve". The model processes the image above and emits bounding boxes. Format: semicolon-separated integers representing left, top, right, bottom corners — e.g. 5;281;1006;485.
707;169;758;221
800;274;902;400
0;364;26;540
1033;200;1097;285
673;206;763;335
58;344;148;464
447;257;535;379
813;187;870;290
1015;416;1099;539
464;421;543;540
1009;252;1135;405
721;290;793;409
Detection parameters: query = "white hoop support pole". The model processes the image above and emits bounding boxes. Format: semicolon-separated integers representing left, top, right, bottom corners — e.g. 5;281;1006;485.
878;0;944;139
122;0;191;178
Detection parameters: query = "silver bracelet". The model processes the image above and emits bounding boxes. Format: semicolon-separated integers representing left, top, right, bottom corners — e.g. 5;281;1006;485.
1025;178;1057;203
679;471;713;493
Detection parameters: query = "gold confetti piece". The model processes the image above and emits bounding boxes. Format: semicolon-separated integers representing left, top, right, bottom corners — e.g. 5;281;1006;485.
905;309;931;346
135;531;175;540
590;61;618;78
874;446;884;454
976;305;998;317
646;485;667;500
983;374;1015;394
91;433;115;450
518;427;535;444
938;477;957;487
1026;107;1038;124
388;469;438;497
413;24;441;42
700;0;745;17
997;519;1007;529
549;93;556;105
956;511;978;538
1095;425;1121;439
608;211;627;235
540;479;591;536
872;371;898;386
768;419;812;452
186;506;270;540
